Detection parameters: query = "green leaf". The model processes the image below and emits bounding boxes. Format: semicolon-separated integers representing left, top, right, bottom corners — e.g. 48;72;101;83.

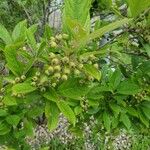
0;122;11;135
103;111;111;132
141;107;150;120
0;24;12;45
117;80;141;95
3;95;17;106
120;113;131;129
58;78;89;100
6;115;21;127
12;82;36;94
57;100;76;126
23;119;34;136
109;103;120;116
138;109;149;127
27;106;43;118
77;18;131;46
109;68;122;90
43;87;59;102
127;0;150;17
45;102;59;131
0;109;8;117
12;20;27;42
43;24;53;40
84;64;101;81
126;107;138;117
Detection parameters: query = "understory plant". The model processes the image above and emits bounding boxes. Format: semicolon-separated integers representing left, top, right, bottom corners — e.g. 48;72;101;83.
0;0;150;149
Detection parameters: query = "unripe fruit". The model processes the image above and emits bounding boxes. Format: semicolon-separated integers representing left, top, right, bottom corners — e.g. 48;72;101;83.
54;65;61;72
36;72;41;76
50;37;55;41
62;57;69;63
61;74;68;81
63;68;70;74
12;92;17;97
31;82;36;87
0;88;5;93
78;64;84;69
136;22;142;28
48;66;54;73
17;94;22;98
32;76;38;81
52;83;57;87
50;41;57;48
53;73;61;79
88;76;94;81
79;57;87;63
69;62;76;68
12;81;16;85
89;54;96;60
49;52;55;58
21;75;26;80
40;87;46;92
88;61;92;65
52;58;59;65
45;70;50;76
56;34;62;40
93;63;99;69
74;69;80;76
62;34;69;40
15;77;21;83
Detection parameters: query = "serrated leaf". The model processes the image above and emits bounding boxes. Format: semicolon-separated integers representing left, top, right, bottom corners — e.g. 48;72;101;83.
84;64;101;81
58;78;89;100
12;83;36;94
117;80;141;95
0;24;12;45
103;111;111;132
45;102;59;131
43;87;58;102
6;115;20;127
57;100;76;126
120;113;131;129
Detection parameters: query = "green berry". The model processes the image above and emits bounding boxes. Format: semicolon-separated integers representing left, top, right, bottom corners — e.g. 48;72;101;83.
52;83;57;87
17;94;22;98
93;63;99;69
74;69;81;76
0;88;5;93
21;75;26;80
88;76;94;81
62;34;69;40
36;72;41;76
40;87;46;92
69;62;76;68
56;34;62;40
15;77;21;83
63;68;70;74
45;70;50;76
32;76;38;81
62;57;69;63
53;73;61;79
50;41;57;48
52;58;59;65
50;37;55;41
48;66;54;73
0;96;3;100
49;52;55;58
61;74;68;81
54;65;61;72
78;64;84;69
31;82;36;86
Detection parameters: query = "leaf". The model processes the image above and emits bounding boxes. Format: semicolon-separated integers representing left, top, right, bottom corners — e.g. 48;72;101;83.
109;103;120;116
117;80;141;95
6;115;20;127
43;24;53;40
77;18;131;46
84;64;101;81
23;119;34;136
0;109;8;117
12;82;36;94
109;68;122;90
3;95;17;106
27;106;43;118
127;0;150;17
126;107;138;117
45;102;59;131
0;122;11;135
43;87;59;102
12;20;27;42
57;100;76;126
120;113;131;129
58;78;89;100
103;111;111;132
141;106;150;120
138;109;149;127
4;43;24;76
0;24;12;45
